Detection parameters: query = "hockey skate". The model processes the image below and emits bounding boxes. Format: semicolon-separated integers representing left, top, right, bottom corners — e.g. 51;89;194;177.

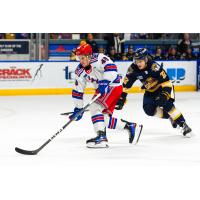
86;131;109;148
181;122;192;138
121;119;143;144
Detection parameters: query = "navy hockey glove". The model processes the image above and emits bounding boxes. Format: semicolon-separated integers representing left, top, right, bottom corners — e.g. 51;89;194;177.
97;80;110;96
115;92;127;110
69;107;84;121
155;91;170;107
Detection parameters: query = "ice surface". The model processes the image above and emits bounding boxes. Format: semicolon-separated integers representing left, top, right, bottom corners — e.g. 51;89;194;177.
0;92;200;200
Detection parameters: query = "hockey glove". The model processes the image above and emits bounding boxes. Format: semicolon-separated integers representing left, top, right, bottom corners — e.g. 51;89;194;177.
155;91;170;107
97;80;110;96
115;92;127;110
69;107;84;121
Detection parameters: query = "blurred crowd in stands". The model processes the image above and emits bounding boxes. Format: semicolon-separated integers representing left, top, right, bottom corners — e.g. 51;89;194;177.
48;33;200;40
1;33;200;61
0;33;30;39
69;33;200;61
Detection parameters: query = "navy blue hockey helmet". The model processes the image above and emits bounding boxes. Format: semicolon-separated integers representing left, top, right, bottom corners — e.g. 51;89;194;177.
133;48;148;60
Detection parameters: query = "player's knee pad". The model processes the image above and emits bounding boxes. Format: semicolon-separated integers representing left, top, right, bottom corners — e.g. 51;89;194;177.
143;104;156;116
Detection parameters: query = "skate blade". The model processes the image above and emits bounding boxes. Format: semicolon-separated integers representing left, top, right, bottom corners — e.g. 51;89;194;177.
87;142;109;149
134;124;143;145
183;132;192;138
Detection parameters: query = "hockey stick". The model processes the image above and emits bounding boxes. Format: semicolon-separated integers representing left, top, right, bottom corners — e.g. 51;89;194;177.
15;93;101;155
60;110;89;116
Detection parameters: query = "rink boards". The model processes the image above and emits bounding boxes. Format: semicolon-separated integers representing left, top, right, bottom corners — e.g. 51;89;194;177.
0;60;197;95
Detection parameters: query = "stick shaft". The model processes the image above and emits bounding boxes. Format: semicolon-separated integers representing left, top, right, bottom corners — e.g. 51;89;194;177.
19;94;101;154
60;110;89;116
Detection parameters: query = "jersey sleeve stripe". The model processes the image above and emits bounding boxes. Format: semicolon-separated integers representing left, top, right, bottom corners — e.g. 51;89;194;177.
75;66;84;77
104;64;118;72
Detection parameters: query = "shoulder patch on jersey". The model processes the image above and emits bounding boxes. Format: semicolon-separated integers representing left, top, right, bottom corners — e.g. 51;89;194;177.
104;63;117;72
75;64;84;77
151;63;160;72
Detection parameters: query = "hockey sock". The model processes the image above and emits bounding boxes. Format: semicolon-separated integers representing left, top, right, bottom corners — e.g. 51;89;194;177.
105;115;126;130
173;114;185;127
168;107;185;127
91;114;106;133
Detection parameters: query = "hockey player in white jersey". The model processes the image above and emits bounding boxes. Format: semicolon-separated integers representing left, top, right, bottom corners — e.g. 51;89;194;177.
69;44;143;148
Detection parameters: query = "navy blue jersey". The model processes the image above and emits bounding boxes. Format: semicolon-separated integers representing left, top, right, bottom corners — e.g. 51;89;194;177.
123;60;171;93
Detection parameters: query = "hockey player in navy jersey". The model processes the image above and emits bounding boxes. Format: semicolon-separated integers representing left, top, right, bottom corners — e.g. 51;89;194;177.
69;44;143;148
116;48;192;137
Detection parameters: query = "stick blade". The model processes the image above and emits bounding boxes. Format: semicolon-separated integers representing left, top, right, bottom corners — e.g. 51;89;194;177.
15;147;38;155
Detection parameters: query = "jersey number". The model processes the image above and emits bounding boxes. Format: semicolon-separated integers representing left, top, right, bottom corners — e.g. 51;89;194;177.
101;57;109;64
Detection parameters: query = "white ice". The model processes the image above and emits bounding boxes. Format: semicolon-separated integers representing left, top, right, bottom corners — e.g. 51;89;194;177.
0;92;200;200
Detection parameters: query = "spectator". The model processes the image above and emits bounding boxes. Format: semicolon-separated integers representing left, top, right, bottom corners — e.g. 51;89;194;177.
98;46;106;54
152;33;163;39
50;33;72;39
61;33;72;39
104;33;124;55
131;33;140;39
138;33;149;39
126;45;134;60
108;46;121;61
80;40;87;46
5;33;16;39
154;47;165;60
178;33;193;54
0;33;5;39
121;53;128;61
15;33;30;39
108;46;115;61
50;33;60;39
86;33;98;53
70;49;76;61
166;47;180;60
181;47;197;60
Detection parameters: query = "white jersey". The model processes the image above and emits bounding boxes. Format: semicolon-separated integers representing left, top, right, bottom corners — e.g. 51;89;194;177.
72;53;121;108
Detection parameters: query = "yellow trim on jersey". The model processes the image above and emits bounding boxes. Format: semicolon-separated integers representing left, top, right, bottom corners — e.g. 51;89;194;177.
160;81;173;88
145;84;161;92
145;80;173;93
168;107;176;115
